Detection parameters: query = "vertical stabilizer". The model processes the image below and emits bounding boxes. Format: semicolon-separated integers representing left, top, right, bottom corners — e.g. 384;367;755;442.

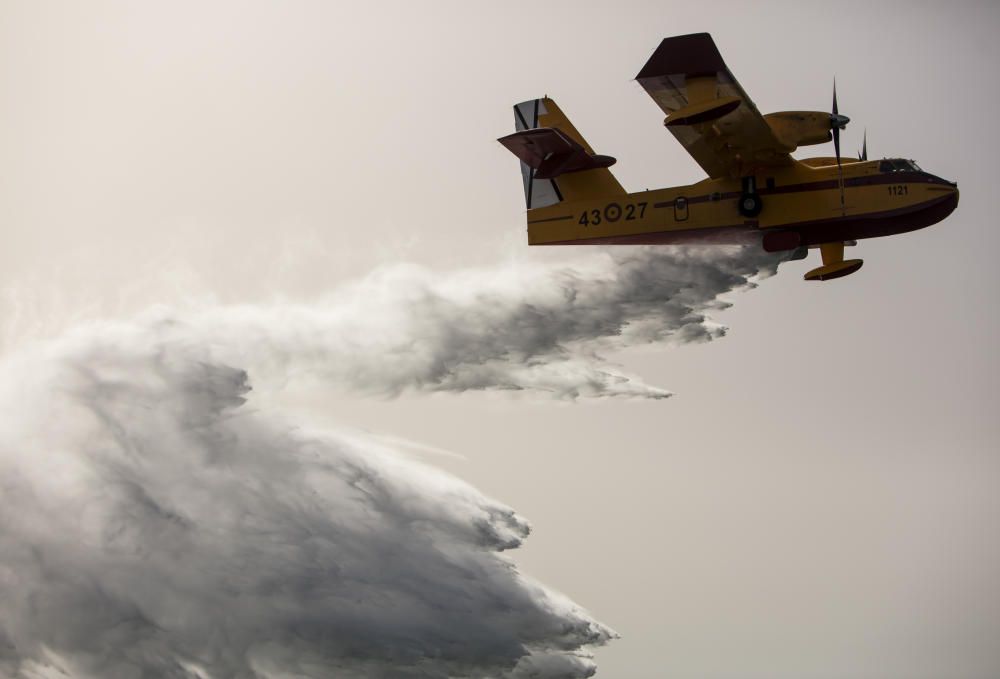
507;97;625;210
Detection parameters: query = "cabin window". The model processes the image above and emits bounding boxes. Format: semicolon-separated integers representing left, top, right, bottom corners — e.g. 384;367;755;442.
880;159;921;173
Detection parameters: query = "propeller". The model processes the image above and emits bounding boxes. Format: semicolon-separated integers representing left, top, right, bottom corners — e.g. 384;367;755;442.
858;129;867;161
830;80;850;213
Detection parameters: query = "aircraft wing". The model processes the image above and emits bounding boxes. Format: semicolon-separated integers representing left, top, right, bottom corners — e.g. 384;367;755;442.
636;33;793;179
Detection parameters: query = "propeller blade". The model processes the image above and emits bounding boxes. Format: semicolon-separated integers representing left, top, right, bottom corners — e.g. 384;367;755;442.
832;79;845;213
829;78;850;132
860;129;867;161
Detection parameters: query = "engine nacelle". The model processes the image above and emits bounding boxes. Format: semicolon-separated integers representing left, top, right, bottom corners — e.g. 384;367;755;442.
764;111;832;150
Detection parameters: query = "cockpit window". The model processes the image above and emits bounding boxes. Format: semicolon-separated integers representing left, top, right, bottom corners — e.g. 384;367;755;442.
880;159;921;172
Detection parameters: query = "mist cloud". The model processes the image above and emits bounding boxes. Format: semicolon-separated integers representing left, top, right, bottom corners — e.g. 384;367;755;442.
0;244;786;677
151;244;786;400
0;330;612;678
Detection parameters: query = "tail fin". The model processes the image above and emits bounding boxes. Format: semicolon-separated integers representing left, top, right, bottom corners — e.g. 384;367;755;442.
500;97;625;209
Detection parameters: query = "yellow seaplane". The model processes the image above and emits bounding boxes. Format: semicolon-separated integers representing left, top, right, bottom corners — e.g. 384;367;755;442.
499;33;959;281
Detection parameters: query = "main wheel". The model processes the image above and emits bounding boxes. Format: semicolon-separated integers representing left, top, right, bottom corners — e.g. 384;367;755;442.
738;193;763;218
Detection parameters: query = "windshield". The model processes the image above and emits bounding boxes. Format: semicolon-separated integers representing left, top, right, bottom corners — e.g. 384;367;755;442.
879;159;922;172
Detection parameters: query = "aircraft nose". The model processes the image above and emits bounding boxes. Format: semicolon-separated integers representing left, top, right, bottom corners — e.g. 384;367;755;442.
940;184;959;216
923;172;958;189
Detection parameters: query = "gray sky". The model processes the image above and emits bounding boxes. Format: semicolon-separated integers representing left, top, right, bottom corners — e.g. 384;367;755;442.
1;1;998;677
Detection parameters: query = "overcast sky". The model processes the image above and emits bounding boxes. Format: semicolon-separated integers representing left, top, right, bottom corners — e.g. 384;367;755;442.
1;1;998;677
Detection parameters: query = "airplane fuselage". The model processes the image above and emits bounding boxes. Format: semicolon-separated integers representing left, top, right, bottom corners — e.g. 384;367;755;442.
526;158;959;252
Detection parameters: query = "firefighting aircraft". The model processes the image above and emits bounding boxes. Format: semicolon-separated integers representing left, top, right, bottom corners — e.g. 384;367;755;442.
499;33;958;280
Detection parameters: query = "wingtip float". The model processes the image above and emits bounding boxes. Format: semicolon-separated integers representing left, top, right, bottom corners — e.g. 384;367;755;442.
499;33;959;282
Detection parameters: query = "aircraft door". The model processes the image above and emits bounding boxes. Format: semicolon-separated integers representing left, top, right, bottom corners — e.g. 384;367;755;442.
674;196;689;222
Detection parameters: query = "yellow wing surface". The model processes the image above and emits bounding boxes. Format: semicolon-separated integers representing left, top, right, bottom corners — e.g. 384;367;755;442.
635;33;794;179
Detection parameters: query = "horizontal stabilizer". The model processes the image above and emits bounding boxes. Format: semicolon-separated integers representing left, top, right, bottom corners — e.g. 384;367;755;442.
498;127;616;180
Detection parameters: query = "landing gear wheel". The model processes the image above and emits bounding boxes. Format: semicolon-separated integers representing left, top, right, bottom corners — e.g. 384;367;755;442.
738;193;763;218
